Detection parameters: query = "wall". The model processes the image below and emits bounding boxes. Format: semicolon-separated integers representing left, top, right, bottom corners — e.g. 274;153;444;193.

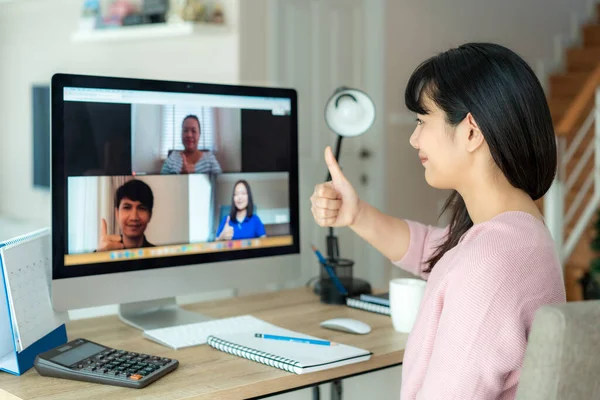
0;0;240;224
214;107;242;171
131;104;163;173
216;173;289;208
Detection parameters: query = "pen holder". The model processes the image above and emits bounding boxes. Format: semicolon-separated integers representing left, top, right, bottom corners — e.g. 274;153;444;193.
317;258;372;305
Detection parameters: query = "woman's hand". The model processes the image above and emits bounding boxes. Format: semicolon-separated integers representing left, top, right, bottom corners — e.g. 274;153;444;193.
181;153;195;174
218;216;234;240
310;147;361;227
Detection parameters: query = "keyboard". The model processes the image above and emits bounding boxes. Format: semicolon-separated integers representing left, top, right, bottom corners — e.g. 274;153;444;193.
143;315;273;350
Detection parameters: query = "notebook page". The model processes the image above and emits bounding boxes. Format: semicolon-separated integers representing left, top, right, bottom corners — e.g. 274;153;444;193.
1;232;62;352
215;325;370;368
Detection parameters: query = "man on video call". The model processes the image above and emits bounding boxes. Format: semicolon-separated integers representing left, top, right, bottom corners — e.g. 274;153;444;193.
96;179;156;252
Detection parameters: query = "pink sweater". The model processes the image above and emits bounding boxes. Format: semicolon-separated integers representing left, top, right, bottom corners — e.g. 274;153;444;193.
394;211;566;400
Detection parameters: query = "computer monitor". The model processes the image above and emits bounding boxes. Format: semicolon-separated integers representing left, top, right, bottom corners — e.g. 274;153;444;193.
51;74;300;330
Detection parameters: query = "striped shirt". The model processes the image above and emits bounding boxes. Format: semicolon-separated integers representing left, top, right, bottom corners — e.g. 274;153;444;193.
160;151;222;174
394;211;565;400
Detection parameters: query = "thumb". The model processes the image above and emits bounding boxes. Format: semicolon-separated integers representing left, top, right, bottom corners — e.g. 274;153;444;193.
325;146;346;183
101;218;108;237
181;153;187;162
226;215;231;225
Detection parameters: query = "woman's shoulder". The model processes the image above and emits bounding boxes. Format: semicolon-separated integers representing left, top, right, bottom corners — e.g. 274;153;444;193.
167;150;182;160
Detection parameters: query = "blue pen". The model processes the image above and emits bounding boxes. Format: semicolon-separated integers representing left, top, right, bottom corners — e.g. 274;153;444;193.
255;333;336;346
311;245;348;295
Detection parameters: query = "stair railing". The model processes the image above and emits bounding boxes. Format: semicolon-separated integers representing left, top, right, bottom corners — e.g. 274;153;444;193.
546;65;600;267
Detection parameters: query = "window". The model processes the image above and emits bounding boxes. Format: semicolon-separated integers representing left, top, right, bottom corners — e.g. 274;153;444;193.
160;105;216;159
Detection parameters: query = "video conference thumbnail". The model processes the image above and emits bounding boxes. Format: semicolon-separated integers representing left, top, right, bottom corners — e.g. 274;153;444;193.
67;172;291;256
63;101;291;177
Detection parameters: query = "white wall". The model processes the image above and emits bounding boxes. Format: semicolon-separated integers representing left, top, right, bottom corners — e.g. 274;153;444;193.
131;104;163;174
214;107;242;171
0;0;240;224
188;174;213;243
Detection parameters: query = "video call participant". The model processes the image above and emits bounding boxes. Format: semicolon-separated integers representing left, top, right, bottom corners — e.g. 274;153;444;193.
96;179;156;252
216;180;266;241
160;115;223;174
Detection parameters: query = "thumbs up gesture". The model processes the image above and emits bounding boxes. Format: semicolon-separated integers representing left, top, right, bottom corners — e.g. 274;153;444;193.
218;216;235;241
181;153;195;174
97;218;124;252
310;146;360;227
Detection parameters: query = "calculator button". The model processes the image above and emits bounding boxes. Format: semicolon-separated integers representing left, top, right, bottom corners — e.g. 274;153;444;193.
129;352;138;357
117;350;127;355
161;358;171;362
129;374;143;381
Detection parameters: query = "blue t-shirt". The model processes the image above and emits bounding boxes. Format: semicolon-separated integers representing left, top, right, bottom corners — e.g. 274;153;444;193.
216;214;266;240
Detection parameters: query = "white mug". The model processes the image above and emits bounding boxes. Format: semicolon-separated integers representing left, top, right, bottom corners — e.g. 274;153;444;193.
389;278;426;333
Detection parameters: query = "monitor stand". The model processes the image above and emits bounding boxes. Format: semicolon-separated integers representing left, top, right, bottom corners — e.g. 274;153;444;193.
118;297;213;331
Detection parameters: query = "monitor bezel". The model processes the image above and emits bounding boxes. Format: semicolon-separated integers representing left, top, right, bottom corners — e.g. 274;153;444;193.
51;73;299;280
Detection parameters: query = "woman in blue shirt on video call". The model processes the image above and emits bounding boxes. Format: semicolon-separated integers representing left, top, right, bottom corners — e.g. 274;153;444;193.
216;180;266;241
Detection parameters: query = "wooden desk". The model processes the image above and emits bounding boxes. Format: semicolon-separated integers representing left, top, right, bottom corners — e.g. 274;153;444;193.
0;288;407;399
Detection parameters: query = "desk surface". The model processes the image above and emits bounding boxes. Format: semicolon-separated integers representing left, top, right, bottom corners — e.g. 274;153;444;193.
0;288;407;400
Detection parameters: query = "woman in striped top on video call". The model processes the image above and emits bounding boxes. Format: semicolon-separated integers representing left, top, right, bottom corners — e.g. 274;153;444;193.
160;114;223;174
310;42;566;399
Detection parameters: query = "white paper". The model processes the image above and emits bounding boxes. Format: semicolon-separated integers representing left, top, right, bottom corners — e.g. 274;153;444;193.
1;231;62;352
0;260;15;363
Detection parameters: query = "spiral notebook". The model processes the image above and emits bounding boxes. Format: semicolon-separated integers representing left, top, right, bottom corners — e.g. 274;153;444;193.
207;318;371;374
346;296;390;316
0;228;67;375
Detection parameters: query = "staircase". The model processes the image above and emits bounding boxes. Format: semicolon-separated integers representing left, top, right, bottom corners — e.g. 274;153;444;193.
547;4;600;301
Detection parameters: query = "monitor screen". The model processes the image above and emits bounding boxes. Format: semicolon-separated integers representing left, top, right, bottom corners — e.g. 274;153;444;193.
52;74;299;279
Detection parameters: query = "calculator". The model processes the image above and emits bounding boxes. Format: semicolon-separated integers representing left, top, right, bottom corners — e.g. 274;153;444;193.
33;338;178;388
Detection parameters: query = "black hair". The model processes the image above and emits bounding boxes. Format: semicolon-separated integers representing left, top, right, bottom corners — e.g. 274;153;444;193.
229;180;254;219
182;115;201;132
115;180;154;215
404;42;556;273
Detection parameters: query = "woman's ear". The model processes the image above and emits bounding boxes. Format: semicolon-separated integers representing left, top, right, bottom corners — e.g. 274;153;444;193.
465;113;485;153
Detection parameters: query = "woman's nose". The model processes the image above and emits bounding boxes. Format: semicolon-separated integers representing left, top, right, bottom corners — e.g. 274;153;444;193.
409;129;419;150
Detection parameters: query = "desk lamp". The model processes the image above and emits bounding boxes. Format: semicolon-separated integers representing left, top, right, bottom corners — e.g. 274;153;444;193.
317;87;375;304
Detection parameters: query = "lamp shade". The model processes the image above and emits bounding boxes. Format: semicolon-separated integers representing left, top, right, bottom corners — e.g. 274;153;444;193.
324;87;375;137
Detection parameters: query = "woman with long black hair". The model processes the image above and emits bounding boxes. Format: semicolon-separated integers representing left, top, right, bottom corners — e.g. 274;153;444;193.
311;43;566;399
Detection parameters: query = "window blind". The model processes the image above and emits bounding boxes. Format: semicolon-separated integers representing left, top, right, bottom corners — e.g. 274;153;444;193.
160;105;216;159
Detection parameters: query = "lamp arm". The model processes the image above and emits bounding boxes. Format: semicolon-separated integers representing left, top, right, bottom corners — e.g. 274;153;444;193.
325;134;344;260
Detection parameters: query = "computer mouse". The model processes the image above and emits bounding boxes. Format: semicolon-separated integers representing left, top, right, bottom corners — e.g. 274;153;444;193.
320;318;371;335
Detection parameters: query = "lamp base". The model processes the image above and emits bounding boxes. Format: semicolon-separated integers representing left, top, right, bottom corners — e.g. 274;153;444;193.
314;277;372;305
